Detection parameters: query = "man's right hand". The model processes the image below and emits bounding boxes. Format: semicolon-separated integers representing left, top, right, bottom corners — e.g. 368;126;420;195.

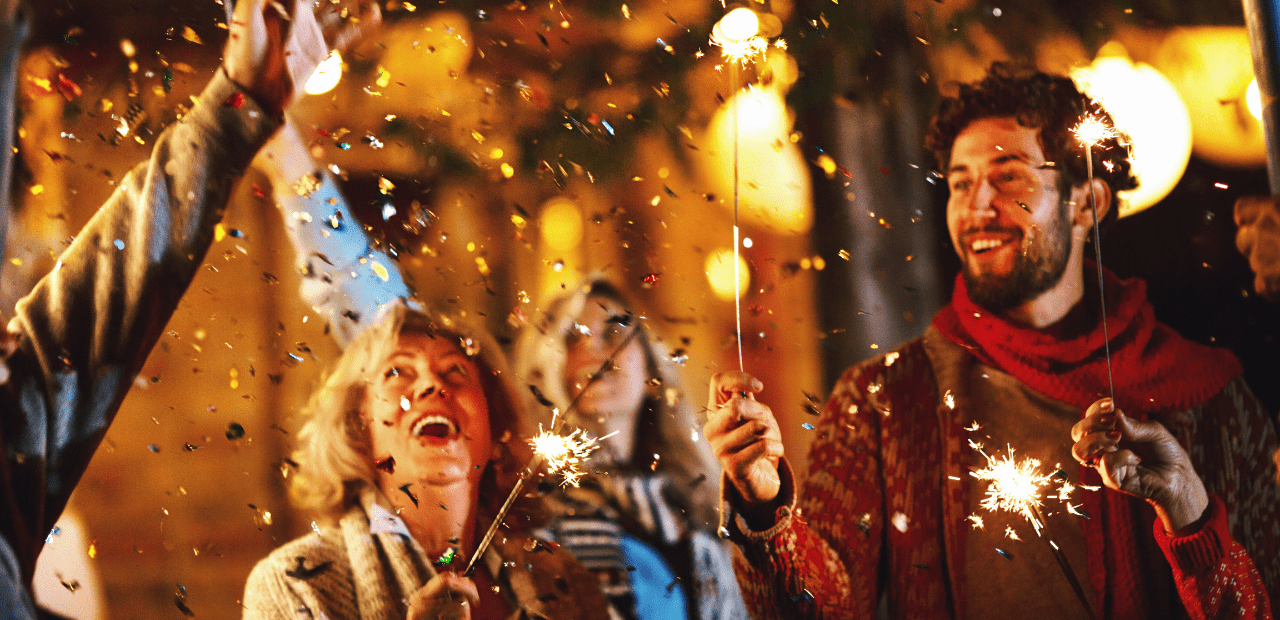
224;0;380;114
705;372;785;505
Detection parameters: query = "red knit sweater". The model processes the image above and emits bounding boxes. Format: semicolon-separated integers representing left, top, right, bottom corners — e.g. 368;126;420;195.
724;271;1278;619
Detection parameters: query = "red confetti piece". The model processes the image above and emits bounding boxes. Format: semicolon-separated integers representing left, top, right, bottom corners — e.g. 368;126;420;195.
642;273;660;285
224;92;245;108
55;73;82;101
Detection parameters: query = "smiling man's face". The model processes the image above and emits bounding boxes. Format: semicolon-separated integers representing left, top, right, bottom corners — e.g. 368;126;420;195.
945;117;1073;313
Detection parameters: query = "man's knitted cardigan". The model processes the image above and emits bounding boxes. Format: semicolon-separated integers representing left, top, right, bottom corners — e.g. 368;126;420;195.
722;272;1279;619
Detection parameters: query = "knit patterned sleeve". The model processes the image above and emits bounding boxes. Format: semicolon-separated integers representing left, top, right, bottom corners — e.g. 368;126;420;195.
1154;496;1272;619
1168;376;1279;618
724;363;885;619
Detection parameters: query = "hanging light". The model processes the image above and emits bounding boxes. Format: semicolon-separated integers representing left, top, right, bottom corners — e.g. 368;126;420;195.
540;197;583;252
1072;43;1192;217
1150;27;1266;168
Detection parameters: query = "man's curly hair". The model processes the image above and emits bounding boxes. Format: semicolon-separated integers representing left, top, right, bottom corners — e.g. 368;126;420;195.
925;63;1139;231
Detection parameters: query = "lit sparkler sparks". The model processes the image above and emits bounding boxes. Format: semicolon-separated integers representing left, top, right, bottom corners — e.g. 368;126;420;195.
1072;114;1117;148
528;426;613;487
969;443;1097;619
713;35;769;66
970;445;1055;535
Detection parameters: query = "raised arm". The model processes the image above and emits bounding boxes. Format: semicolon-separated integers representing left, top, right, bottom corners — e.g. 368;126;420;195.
705;370;884;619
0;0;379;614
256;118;410;347
1073;391;1277;618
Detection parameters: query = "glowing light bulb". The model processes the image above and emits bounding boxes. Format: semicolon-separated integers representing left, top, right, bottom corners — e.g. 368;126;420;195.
305;51;343;95
1072;49;1192;217
1246;78;1263;121
540;198;583;251
717;8;759;41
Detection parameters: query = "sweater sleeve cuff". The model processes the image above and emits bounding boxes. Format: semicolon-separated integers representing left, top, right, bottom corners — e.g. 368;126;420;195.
719;457;797;544
1154;495;1227;575
186;67;282;167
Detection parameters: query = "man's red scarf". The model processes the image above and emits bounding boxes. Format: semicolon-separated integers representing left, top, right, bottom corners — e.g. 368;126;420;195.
932;264;1243;618
931;265;1241;414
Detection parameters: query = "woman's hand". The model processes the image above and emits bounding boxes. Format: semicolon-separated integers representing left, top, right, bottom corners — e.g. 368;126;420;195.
407;572;479;620
1071;398;1209;533
224;0;380;113
705;372;784;506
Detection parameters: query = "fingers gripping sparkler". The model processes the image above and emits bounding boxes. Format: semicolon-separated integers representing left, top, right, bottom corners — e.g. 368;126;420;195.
462;318;644;576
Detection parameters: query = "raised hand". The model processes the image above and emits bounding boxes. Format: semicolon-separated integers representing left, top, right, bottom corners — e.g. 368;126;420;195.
407;572;479;620
224;0;380;113
705;372;784;506
1071;398;1209;532
1234;195;1280;302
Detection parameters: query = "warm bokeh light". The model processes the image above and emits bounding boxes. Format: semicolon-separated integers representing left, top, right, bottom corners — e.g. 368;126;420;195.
1073;46;1192;217
705;249;749;300
1151;28;1267;168
705;54;813;233
303;51;343;96
540;198;584;252
1247;78;1263;121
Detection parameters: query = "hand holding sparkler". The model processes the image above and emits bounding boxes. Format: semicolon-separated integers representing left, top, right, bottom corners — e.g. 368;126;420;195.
1071;398;1209;532
705;372;784;507
407;571;478;620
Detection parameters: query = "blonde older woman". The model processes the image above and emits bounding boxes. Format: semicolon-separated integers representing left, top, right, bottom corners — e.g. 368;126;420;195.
516;278;747;620
243;305;608;620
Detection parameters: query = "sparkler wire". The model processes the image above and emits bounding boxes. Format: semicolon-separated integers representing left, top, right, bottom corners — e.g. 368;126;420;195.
462;323;645;576
1084;145;1116;403
1031;504;1097;620
731;61;744;372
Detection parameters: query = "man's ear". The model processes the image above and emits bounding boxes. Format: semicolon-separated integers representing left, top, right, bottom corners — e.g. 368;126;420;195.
1070;178;1112;229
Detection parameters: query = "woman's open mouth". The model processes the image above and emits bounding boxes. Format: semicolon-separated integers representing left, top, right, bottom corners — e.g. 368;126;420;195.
410;414;458;439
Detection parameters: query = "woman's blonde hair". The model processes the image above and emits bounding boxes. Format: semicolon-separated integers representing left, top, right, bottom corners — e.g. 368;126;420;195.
290;304;532;525
514;277;721;529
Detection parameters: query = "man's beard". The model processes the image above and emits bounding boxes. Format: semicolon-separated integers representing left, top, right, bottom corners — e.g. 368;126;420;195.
963;201;1072;314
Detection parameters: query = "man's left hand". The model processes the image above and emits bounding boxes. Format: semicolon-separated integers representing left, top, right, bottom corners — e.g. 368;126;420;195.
1071;398;1209;533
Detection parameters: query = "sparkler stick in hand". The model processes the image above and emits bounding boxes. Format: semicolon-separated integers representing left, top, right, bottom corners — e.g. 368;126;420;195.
710;6;779;372
462;319;644;576
1072;113;1119;404
970;443;1097;620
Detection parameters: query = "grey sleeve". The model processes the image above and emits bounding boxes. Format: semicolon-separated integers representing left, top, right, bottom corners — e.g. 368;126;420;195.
3;68;280;540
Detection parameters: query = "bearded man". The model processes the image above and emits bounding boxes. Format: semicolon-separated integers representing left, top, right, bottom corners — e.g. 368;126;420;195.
705;65;1279;619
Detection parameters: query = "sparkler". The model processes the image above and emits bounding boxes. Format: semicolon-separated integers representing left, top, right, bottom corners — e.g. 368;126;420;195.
528;426;614;488
462;320;644;576
1072;112;1118;404
970;443;1096;620
711;8;772;373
